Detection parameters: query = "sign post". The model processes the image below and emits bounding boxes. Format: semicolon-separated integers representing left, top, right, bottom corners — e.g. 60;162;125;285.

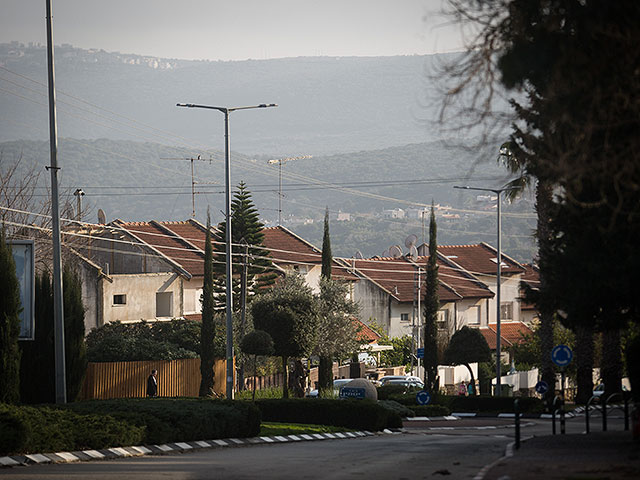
551;344;573;434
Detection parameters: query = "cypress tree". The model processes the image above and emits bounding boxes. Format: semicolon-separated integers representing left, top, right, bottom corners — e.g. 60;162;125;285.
318;207;333;394
0;231;21;403
63;265;87;402
321;207;332;280
423;203;440;394
200;210;216;396
20;272;55;404
212;182;276;310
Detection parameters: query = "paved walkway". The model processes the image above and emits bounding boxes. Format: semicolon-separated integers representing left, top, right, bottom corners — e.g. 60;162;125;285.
483;431;640;480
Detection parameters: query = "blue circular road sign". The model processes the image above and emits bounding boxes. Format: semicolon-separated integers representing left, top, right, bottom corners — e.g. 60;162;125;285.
535;380;549;395
552;344;573;367
416;390;431;405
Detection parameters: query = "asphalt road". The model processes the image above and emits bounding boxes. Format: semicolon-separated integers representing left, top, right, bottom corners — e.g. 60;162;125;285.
1;415;628;480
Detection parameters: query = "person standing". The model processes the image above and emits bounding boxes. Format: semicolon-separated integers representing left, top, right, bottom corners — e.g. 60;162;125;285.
146;369;158;397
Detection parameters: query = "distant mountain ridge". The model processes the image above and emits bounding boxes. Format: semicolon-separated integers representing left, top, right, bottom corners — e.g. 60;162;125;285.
0;42;461;155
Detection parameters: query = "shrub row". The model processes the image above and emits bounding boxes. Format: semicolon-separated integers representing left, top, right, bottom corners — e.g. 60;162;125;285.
407;404;451;417
0;403;144;456
255;398;402;430
0;398;261;456
65;398;261;444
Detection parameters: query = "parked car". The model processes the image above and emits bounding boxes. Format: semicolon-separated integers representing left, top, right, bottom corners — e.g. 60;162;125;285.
592;383;605;398
307;378;354;398
383;378;425;389
379;375;422;386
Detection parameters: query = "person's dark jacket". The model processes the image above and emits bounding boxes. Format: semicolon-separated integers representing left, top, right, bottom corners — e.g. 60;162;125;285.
146;374;158;397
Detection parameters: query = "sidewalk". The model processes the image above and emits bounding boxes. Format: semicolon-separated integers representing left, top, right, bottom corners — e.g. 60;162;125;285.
483;431;640;480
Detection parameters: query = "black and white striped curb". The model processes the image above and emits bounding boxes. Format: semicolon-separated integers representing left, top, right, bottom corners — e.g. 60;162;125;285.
450;412;577;419
404;415;460;422
0;430;378;468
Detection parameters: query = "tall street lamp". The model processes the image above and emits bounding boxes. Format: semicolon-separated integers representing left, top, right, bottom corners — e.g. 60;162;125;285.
454;184;518;396
177;102;277;399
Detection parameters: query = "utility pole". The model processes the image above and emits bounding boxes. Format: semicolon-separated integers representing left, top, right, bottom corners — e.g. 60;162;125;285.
267;155;311;225
160;155;211;217
45;0;66;404
73;189;84;221
239;240;249;391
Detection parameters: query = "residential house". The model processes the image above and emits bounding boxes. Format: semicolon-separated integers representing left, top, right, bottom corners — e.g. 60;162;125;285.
343;254;494;339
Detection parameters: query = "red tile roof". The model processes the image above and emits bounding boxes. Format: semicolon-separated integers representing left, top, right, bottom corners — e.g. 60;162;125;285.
351;255;493;302
437;243;525;276
262;226;358;281
115;220;205;277
479;322;533;349
355;319;381;344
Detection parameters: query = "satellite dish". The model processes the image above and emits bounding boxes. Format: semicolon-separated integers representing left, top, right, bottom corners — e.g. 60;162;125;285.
355;250;364;259
382;249;390;257
408;245;419;261
404;234;418;249
389;245;403;258
97;208;106;224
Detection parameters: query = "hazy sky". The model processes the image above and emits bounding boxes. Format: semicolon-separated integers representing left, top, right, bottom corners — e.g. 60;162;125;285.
1;0;463;60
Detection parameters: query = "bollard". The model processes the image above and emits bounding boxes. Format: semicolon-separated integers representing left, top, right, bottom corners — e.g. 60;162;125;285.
514;399;520;450
585;395;598;434
560;402;566;435
552;396;561;435
624;393;629;431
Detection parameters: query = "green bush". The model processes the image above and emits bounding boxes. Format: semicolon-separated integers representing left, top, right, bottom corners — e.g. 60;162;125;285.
377;384;422;400
407;404;451;417
378;400;415;418
65;398;261;444
0;403;144;456
255;398;402;431
435;395;543;413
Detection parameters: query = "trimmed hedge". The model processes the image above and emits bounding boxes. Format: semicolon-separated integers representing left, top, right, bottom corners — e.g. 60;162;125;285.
65;398;261;444
255;398;402;430
378;400;415;418
436;395;544;413
0;403;144;456
407;404;451;417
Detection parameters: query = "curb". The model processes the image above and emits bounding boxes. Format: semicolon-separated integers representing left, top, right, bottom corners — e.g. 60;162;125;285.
451;412;576;419
0;430;376;468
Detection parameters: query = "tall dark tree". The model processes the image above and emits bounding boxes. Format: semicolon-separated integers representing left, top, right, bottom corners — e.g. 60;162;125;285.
444;327;491;395
251;274;317;399
212;182;277;310
443;0;640;394
318;206;333;393
20;272;55;403
62;265;87;402
574;323;595;405
199;210;217;397
0;231;21;403
423;202;439;394
498;142;556;402
321;207;332;279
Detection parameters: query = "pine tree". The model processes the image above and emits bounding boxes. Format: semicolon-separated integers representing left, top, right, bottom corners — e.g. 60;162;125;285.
423;203;439;394
63;265;87;402
0;231;21;403
200;210;217;396
212;182;276;310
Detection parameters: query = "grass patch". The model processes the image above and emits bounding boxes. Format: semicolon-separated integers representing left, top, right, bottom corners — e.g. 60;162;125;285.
260;422;351;436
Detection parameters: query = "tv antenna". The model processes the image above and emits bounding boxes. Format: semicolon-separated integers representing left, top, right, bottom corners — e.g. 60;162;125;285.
267;155;312;225
160;155;213;217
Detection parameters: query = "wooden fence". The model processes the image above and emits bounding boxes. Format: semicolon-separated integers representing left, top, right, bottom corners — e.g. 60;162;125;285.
78;358;229;400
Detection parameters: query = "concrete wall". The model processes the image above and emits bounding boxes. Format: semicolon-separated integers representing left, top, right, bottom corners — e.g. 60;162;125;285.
353;279;391;333
102;272;182;323
477;272;522;324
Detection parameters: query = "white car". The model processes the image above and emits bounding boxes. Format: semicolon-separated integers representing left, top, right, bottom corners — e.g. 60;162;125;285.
383;378;425;389
307;378;354;398
379;375;423;386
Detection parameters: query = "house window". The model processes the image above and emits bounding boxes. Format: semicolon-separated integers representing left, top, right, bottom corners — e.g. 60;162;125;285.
113;294;126;305
400;313;410;322
156;292;173;318
467;306;480;325
500;302;513;320
437;310;449;329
